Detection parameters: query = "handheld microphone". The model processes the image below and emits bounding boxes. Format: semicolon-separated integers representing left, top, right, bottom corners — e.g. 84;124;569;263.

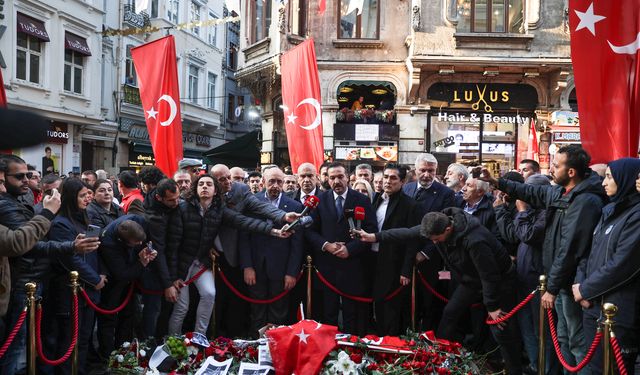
354;206;365;231
282;195;320;232
344;208;356;231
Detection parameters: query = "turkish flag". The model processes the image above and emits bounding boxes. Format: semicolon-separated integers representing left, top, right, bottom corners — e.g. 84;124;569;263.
318;0;326;14
131;35;183;177
281;39;324;172
0;68;7;107
266;320;337;375
526;118;539;162
569;1;640;164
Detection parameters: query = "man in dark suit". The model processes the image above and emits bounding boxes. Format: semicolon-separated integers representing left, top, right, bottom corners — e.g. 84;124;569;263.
402;154;456;331
293;162;320;204
371;163;422;335
239;167;304;336
305;162;377;336
210;164;299;337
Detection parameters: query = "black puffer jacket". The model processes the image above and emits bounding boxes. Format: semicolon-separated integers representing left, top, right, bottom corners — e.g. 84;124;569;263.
498;171;607;295
377;207;513;311
143;190;177;289
87;200;123;229
166;197;274;281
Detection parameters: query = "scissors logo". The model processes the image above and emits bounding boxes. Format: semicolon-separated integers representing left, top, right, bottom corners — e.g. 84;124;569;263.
471;85;493;112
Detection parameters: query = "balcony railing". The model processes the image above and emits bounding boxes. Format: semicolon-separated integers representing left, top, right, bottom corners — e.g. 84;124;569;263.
123;4;150;29
336;108;396;124
122;84;141;105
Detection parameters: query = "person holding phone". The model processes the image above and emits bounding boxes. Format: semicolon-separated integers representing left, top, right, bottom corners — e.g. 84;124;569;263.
45;178;105;375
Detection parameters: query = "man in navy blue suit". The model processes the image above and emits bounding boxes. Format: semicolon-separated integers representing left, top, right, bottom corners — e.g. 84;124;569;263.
402;154;456;331
306;162;377;336
239;167;304;337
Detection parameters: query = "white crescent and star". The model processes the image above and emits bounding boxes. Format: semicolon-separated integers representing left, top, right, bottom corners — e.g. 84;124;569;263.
286;98;322;130
295;329;310;344
574;2;640;55
146;95;178;127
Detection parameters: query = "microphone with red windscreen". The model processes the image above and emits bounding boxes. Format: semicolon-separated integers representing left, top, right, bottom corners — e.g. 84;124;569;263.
354;206;365;231
282;195;320;232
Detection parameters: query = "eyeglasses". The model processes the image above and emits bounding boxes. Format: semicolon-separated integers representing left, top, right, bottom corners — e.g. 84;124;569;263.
7;172;34;180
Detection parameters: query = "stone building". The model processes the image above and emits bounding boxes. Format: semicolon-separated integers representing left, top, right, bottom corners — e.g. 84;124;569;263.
236;0;573;173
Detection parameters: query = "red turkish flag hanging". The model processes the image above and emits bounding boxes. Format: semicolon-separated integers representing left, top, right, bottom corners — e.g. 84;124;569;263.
281;39;324;172
266;320;337;375
131;35;183;177
569;1;640;164
0;68;7;107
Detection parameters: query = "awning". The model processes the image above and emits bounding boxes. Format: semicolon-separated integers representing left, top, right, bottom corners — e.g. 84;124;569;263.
338;80;397;94
203;131;260;168
131;143;203;160
65;32;91;56
17;13;50;42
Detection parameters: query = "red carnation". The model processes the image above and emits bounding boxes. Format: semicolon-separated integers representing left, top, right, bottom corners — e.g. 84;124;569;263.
349;352;362;363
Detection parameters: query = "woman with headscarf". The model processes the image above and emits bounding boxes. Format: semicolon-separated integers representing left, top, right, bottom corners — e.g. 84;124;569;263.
573;158;640;374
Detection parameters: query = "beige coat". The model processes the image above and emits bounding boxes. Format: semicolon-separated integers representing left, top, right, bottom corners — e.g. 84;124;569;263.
0;215;52;316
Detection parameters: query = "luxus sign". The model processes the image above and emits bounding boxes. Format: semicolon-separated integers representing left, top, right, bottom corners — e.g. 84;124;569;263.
437;112;532;125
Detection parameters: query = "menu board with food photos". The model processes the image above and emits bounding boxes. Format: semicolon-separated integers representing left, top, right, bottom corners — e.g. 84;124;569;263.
335;146;398;162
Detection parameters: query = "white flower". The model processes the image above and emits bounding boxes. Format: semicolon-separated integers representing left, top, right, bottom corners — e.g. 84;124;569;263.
335;351;356;374
146;368;160;375
122;341;131;348
139;349;146;357
187;346;198;356
115;354;124;363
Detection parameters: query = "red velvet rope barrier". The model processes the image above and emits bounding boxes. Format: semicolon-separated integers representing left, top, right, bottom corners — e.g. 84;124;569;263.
416;270;482;308
485;290;537;325
610;335;629;375
217;268;304;304
0;307;27;359
313;268;406;303
80;284;135;315
546;309;602;372
136;266;208;295
36;295;79;366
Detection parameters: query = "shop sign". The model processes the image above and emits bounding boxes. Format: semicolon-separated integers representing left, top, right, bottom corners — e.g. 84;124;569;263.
433;136;455;148
427;83;538;111
355;124;379;141
437;112;531;125
128;152;155;167
47;122;70;144
553;132;581;142
196;134;211;147
128;126;210;147
335;146;398;162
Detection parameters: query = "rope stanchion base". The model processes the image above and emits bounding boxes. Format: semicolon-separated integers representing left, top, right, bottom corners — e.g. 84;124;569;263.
36;296;79;366
0;307;27;359
217;267;303;304
547;309;602;373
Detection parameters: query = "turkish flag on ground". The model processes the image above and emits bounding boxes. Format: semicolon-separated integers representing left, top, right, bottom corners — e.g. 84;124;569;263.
131;35;183;177
266;320;337;375
0;68;7;107
526;118;539;162
281;39;324;172
569;1;640;164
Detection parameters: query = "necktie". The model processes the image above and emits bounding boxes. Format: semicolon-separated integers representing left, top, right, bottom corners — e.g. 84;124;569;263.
414;187;425;201
335;195;344;218
301;195;306;204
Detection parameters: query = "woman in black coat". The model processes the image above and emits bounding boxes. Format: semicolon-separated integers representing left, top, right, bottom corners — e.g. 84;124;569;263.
166;174;284;335
86;179;123;229
573;158;640;374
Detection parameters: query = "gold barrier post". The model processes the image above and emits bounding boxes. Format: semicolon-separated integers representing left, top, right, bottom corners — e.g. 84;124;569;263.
26;282;37;375
210;253;216;337
306;256;313;319
602;303;617;375
537;275;547;375
70;271;79;375
411;265;416;332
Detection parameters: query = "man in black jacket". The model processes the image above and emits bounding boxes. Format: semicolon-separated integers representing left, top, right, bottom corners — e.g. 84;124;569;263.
484;144;606;370
356;208;522;374
97;216;156;358
140;179;181;339
370;163;421;335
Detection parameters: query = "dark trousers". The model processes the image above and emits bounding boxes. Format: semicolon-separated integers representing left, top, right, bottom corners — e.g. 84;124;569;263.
247;261;290;337
374;288;410;336
49;301;95;375
417;253;446;331
438;281;522;375
97;282;137;358
140;270;163;339
215;255;250;338
312;274;369;336
584;311;639;375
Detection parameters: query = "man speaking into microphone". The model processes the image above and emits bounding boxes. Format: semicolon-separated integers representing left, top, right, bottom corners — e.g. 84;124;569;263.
306;162;376;336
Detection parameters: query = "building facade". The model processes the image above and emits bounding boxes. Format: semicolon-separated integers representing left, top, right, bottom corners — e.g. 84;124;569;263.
1;0;105;175
236;0;573;173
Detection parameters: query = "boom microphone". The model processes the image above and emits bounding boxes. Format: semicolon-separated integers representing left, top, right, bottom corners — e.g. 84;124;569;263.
0;108;50;149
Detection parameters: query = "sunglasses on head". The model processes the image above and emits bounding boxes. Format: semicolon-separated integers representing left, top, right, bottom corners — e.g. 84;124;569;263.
7;172;34;180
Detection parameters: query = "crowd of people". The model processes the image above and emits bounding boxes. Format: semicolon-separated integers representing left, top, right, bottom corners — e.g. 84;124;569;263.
0;145;639;374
